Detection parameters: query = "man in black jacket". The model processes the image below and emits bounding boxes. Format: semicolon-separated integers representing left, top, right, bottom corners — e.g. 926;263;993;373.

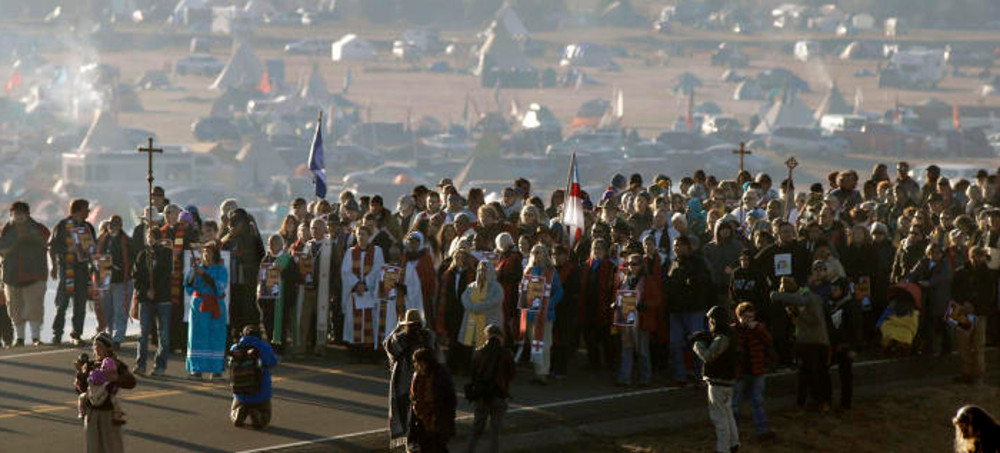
466;325;515;453
49;199;97;346
132;229;174;377
0;201;50;347
666;236;713;386
953;247;998;385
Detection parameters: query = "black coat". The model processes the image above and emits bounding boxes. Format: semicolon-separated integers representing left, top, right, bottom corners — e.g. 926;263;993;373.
666;255;714;313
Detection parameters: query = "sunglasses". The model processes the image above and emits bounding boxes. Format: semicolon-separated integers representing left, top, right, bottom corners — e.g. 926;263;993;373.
627;261;641;266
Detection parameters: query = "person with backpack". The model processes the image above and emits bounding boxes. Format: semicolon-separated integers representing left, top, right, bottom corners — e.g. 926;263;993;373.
229;325;278;430
465;324;515;453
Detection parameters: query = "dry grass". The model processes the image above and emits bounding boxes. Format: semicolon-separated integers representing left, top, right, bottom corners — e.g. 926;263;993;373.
538;382;1000;453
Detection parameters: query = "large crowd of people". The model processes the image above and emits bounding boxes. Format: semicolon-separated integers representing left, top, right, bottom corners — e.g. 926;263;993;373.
1;161;999;452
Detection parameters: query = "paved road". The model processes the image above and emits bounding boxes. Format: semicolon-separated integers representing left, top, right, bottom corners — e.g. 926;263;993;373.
1;332;980;453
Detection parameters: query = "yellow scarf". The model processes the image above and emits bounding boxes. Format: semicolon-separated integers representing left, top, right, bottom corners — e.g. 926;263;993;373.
463;282;489;348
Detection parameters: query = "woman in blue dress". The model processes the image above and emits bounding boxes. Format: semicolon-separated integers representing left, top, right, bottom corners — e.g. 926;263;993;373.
185;244;229;379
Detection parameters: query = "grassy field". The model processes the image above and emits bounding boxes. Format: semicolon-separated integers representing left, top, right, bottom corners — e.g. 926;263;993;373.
524;381;1000;453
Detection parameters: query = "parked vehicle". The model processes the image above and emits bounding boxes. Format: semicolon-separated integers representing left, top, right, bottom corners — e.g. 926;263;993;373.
879;49;946;89
766;126;850;153
794;40;820;62
711;43;749;67
191;117;240;142
283;39;331;55
545;130;624;157
819;114;866;134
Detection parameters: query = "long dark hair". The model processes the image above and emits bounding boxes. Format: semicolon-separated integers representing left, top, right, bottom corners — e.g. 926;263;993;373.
954;405;1000;453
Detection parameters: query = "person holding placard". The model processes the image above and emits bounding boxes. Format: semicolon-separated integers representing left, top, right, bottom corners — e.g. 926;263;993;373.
341;224;385;357
95;215;132;349
257;234;299;349
615;253;659;387
517;244;563;385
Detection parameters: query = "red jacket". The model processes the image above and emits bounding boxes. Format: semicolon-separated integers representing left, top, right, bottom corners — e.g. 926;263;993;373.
580;258;615;327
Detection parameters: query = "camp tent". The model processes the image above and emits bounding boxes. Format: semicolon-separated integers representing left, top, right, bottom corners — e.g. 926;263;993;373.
754;92;815;134
242;0;277;21
560;43;615;68
331;34;375;61
813;84;852;121
493;4;530;42
210;42;265;91
299;64;330;101
234;140;291;189
733;80;765;101
476;20;534;76
78;110;131;153
600;1;646;27
720;68;746;83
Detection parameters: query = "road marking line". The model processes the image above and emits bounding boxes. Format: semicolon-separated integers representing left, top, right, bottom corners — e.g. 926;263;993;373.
0;342;141;361
232;355;920;452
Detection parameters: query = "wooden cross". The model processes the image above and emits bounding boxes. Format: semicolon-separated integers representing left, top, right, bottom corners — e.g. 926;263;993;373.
732;141;751;175
137;137;163;217
137;137;163;283
784;156;799;219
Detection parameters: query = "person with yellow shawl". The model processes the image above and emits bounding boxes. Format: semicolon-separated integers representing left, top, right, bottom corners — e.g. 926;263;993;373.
459;262;504;350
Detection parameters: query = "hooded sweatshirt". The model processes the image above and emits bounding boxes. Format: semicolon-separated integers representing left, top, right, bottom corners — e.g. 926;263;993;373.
702;219;743;289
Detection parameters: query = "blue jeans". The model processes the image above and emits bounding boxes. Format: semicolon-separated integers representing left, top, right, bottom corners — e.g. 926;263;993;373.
618;328;651;385
137;302;171;371
52;274;89;339
732;374;769;435
670;311;706;381
100;283;131;344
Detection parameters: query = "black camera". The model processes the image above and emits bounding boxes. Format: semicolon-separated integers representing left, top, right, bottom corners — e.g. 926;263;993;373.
76;353;95;372
689;331;713;344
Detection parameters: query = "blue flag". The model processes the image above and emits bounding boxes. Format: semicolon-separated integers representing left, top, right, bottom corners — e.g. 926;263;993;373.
308;117;327;199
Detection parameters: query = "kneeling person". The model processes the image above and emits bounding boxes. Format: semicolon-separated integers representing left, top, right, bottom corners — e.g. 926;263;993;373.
230;325;278;429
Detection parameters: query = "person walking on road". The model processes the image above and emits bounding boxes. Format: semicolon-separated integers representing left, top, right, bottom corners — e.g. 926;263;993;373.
385;309;437;450
132;229;174;377
465;324;515;453
0;201;50;347
408;348;456;453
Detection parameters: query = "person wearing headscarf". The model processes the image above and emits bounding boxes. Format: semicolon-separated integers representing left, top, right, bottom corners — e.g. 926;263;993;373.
460;262;504;349
384;309;436;450
403;232;438;323
184;243;229;379
437;243;478;373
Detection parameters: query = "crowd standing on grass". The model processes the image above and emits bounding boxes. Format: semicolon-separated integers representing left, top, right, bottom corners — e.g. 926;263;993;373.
1;162;999;451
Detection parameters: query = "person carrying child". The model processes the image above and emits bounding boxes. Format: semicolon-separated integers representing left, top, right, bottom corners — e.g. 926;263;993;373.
74;332;136;453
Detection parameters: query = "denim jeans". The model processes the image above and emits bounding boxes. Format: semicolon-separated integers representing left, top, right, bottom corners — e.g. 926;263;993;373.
137;302;172;371
670;310;706;381
618;327;651;385
732;374;769;435
53;275;89;339
100;283;131;344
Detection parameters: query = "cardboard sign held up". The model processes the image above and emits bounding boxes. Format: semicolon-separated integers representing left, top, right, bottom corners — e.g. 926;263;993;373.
94;254;113;291
379;265;402;300
296;252;314;285
520;275;547;312
614;289;638;327
257;262;281;299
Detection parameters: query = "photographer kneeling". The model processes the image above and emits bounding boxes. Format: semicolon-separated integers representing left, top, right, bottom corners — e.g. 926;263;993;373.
229;325;278;430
